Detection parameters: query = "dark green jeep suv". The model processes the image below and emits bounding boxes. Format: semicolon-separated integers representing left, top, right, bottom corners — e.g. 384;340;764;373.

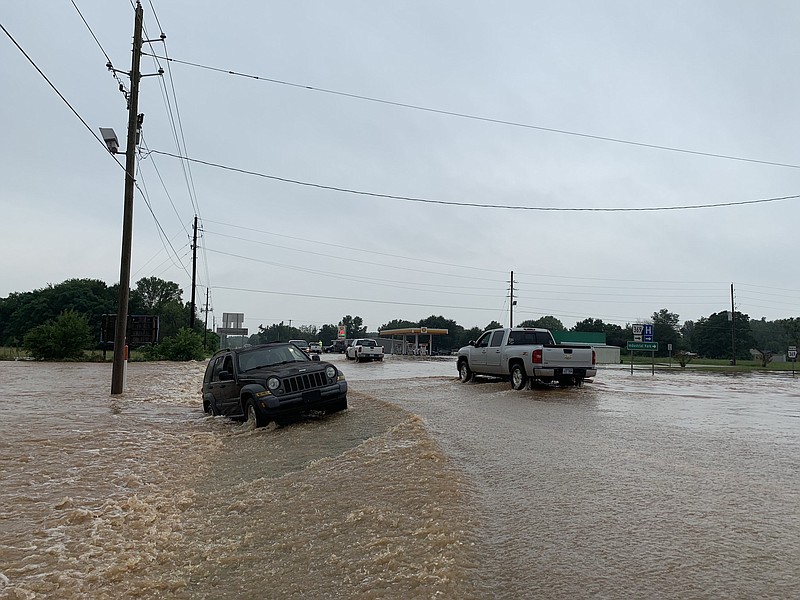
202;342;347;427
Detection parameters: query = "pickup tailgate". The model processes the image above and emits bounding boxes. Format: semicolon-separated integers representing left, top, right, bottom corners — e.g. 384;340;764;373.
541;345;594;369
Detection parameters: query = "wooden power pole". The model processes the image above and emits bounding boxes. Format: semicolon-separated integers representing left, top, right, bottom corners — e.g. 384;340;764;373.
111;2;143;395
190;215;198;329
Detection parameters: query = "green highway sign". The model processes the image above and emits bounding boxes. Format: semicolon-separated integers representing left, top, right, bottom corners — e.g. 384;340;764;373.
627;341;659;351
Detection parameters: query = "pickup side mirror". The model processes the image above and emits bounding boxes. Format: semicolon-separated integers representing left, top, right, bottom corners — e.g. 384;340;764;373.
468;341;476;346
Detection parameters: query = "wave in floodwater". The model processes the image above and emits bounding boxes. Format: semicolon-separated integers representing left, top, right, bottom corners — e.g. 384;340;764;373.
0;360;486;600
2;357;799;599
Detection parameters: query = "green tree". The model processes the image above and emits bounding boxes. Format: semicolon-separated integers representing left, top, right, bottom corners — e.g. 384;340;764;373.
517;316;565;331
750;318;788;353
680;320;696;352
0;279;117;345
418;315;463;353
298;324;319;340
779;317;800;345
318;324;340;344
134;277;183;312
485;320;502;331
572;318;605;333
379;318;417;331
251;322;282;344
340;315;367;339
158;300;192;340
23;309;93;360
694;311;754;360
600;322;625;348
458;326;483;347
651;309;681;357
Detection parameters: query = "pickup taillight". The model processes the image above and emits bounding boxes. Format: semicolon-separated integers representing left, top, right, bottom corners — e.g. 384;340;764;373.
592;350;596;365
532;348;543;364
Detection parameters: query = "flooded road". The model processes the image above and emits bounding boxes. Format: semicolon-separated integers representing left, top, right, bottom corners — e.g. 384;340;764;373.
1;357;798;599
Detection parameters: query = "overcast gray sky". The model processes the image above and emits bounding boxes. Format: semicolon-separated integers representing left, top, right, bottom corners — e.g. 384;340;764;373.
3;1;800;335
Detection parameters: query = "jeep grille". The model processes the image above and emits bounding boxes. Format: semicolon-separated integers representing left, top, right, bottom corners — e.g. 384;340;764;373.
282;371;327;393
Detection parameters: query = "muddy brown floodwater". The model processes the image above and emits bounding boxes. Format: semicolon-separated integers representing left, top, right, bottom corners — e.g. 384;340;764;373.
1;357;798;599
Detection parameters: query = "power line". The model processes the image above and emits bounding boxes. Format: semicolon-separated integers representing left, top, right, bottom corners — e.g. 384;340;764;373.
0;21;121;160
203;218;507;275
212;285;505;313
147;149;800;212
142;52;800;171
204;246;503;297
69;0;129;102
203;230;503;285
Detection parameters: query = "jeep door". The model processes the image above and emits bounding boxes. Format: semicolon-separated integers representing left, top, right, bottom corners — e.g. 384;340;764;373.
207;354;240;415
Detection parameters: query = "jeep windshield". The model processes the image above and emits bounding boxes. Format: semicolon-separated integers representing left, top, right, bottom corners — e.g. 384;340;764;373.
237;345;310;372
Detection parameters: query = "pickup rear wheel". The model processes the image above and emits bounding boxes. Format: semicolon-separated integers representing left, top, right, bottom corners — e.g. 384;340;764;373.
511;364;528;390
458;361;473;383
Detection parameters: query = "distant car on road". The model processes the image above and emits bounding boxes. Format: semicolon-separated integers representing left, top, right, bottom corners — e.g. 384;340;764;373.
345;338;384;362
324;340;347;353
288;339;310;353
202;342;348;427
308;342;322;354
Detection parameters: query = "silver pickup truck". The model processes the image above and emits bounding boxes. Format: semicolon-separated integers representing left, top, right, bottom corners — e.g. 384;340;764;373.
456;327;596;390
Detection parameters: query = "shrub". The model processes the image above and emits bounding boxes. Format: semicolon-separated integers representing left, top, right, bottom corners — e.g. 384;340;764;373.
23;310;93;360
153;327;206;361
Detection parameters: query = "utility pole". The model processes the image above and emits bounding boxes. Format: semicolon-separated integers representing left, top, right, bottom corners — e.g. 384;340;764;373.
189;215;198;329
730;283;736;366
509;270;516;328
203;287;210;346
110;3;143;395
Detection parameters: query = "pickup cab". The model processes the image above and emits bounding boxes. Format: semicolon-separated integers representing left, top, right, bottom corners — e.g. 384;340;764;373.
456;327;596;390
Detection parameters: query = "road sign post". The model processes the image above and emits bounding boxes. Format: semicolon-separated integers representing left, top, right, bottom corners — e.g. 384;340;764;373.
627;341;659;375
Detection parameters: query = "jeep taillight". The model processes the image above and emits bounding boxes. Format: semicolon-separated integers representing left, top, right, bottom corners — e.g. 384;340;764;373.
532;349;543;364
592;350;596;365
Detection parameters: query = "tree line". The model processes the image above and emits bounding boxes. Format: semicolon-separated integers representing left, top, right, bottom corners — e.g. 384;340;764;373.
2;277;799;361
251;310;800;362
0;277;216;360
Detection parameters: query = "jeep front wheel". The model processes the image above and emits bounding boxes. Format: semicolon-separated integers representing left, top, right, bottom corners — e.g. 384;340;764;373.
245;400;268;428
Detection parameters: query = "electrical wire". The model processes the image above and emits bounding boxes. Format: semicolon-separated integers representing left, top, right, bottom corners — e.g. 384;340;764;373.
212;285;508;313
203;230;504;286
141;52;800;171
146;149;800;213
70;0;129;102
204;247;504;297
0;22;125;165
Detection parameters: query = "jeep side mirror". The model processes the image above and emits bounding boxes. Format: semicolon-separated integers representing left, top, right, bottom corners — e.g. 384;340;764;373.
219;370;233;381
311;355;320;361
